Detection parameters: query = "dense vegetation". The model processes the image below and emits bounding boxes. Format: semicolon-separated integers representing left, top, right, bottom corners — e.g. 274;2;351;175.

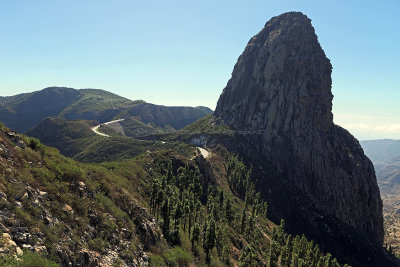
0;250;59;267
146;151;348;266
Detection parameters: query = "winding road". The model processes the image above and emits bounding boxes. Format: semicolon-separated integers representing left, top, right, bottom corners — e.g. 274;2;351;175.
91;118;211;158
91;119;125;137
198;147;210;158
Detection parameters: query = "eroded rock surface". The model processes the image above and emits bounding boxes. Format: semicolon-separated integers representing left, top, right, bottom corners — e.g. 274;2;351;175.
215;12;386;265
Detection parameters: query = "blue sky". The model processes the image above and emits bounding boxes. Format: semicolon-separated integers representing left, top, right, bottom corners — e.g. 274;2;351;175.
0;0;399;140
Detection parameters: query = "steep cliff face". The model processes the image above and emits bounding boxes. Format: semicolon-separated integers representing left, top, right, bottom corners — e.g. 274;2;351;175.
215;12;384;264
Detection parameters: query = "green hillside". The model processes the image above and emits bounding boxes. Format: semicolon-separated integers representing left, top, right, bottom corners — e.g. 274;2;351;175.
100;117;175;138
0;87;212;133
0;123;347;266
26;117;193;162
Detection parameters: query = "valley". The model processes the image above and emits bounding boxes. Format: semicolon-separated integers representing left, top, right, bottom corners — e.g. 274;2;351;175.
361;139;400;255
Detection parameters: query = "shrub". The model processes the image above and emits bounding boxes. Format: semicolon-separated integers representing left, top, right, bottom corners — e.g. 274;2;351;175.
31;167;53;184
50;162;85;182
14;207;33;227
39;223;59;244
27;137;42;151
95;193;127;221
163;247;192;266
0;250;59;266
149;254;166;267
89;237;109;254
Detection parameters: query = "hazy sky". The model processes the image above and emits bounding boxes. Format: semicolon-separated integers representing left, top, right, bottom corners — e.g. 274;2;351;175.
0;1;399;140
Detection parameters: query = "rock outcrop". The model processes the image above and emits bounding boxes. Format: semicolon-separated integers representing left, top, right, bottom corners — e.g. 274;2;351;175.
214;12;387;265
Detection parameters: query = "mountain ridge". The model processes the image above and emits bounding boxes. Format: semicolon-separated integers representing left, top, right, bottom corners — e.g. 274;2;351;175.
0;87;212;133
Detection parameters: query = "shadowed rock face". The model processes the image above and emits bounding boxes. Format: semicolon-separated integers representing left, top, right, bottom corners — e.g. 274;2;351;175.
215;12;384;264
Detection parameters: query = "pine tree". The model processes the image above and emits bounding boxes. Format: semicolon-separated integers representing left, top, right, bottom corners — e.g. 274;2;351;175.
331;258;340;267
167;161;173;182
183;201;189;232
324;253;332;267
187;193;194;234
225;198;232;223
280;236;291;267
317;257;324;267
161;199;170;237
191;223;200;251
290;253;299;267
240;207;247;234
276;219;286;245
202;220;208;249
267;240;280;267
239;246;258;267
205;218;216;263
215;225;224;257
173;201;183;232
219;190;224;209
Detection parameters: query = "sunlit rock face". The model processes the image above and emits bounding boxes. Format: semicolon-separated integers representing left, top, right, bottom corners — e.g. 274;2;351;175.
215;11;384;265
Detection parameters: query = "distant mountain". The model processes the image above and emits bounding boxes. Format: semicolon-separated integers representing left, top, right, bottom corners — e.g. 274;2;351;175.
0;87;81;132
361;139;400;164
0;87;212;132
127;103;214;130
361;139;400;194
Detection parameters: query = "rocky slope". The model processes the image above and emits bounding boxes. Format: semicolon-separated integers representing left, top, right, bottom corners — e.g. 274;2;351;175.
0;87;212;133
0;126;163;266
213;12;390;266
